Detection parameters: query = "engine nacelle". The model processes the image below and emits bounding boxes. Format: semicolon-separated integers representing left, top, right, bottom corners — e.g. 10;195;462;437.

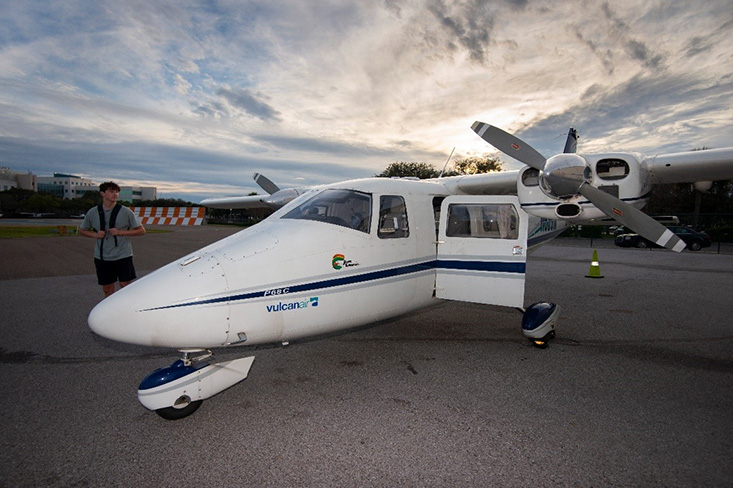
516;152;651;222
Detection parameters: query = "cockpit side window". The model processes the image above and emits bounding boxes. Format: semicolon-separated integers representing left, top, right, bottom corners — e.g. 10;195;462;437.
282;189;372;233
378;195;409;239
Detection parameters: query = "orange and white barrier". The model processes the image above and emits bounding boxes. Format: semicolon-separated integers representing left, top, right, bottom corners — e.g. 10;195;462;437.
130;207;206;226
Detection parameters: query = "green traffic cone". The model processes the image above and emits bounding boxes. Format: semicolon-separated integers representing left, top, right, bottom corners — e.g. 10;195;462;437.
585;249;603;278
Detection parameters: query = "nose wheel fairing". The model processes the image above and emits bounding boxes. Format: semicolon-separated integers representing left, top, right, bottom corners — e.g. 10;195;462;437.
138;354;255;419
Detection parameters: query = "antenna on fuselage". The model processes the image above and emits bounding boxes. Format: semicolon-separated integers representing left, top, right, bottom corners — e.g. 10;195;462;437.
438;147;456;178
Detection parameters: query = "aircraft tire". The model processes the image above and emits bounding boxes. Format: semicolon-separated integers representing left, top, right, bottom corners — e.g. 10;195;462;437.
155;400;202;420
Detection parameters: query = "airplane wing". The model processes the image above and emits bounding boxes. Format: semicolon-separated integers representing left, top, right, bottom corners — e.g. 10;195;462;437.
201;172;307;210
437;170;520;196
199;195;271;209
644;148;733;184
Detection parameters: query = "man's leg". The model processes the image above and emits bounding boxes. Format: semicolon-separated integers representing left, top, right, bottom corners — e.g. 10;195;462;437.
95;258;117;298
117;257;137;290
102;283;116;297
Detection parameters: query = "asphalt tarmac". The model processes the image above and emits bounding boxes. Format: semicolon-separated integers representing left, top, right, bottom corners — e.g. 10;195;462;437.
1;225;731;487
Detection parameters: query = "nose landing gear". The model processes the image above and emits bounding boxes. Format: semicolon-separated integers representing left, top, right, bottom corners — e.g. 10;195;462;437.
138;349;255;420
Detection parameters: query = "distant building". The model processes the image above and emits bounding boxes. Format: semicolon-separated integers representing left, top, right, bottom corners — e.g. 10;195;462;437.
120;185;157;203
0;167;38;192
37;173;97;199
2;167;158;202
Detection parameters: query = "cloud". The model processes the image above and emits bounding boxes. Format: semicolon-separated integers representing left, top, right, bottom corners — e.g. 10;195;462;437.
568;25;615;75
215;87;281;121
426;0;495;63
174;74;192;96
599;2;664;69
0;0;731;201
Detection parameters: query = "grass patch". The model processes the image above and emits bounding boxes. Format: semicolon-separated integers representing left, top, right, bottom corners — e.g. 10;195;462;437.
0;225;171;239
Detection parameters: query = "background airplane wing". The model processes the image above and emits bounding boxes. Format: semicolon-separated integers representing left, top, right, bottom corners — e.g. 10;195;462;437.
199;195;271;209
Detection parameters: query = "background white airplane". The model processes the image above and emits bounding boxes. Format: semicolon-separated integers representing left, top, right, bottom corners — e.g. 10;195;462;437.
88;123;733;419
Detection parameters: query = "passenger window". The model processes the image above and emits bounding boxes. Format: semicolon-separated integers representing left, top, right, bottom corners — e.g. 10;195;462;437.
378;195;409;239
446;204;518;239
282;189;372;233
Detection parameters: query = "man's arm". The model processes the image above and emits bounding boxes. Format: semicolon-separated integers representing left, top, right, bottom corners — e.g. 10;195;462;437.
108;225;146;237
79;228;105;239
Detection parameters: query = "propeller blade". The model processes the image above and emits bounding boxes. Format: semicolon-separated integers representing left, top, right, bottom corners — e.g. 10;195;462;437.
253;172;280;195
578;184;686;252
471;122;546;170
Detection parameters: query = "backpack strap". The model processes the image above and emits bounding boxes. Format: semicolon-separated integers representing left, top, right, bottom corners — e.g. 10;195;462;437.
97;204;105;231
109;204;122;245
97;203;122;261
97;204;106;261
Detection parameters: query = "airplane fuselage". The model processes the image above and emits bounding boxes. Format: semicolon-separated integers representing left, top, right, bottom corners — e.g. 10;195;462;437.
89;177;563;349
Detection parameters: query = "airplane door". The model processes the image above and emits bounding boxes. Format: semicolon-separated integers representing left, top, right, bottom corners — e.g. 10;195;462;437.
436;195;528;308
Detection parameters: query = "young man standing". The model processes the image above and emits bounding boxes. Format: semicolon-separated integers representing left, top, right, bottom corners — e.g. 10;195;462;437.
79;181;146;297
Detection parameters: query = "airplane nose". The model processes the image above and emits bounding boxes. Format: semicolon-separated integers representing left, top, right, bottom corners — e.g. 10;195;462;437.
88;293;131;343
87;251;231;348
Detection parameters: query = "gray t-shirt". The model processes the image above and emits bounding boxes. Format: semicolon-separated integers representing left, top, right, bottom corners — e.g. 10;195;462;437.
81;205;142;261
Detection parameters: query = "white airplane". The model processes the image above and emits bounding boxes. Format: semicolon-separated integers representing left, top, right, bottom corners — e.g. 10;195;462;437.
88;123;733;419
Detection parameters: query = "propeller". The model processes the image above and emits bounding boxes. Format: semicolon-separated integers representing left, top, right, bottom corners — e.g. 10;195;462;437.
253;172;280;195
471;122;686;252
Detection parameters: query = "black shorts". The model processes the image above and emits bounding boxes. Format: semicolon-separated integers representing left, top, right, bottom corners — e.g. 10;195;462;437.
94;256;137;286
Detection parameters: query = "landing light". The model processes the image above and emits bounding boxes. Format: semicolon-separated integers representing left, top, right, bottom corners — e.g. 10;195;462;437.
521;302;559;348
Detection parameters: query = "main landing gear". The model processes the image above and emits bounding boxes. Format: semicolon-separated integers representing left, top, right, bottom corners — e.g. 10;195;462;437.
138;349;255;420
521;302;559;349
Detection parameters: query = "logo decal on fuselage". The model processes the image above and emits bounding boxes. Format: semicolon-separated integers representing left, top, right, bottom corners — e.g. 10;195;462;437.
529;218;557;238
266;296;319;313
332;253;360;270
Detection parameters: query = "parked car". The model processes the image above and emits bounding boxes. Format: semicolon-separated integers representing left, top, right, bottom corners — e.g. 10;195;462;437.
614;226;712;251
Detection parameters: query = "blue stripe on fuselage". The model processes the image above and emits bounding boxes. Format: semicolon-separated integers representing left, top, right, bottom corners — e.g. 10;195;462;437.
142;258;525;311
435;260;525;273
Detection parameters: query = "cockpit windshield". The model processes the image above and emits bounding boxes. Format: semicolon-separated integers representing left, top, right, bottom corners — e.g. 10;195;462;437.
282;189;372;233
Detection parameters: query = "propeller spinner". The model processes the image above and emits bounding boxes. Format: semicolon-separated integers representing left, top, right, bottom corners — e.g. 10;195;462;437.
539;154;591;199
471;122;686;252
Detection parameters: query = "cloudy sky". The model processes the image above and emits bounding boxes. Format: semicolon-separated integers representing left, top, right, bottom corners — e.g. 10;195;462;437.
1;0;731;202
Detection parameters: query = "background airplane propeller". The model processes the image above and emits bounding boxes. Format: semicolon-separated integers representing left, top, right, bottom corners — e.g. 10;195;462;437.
253;172;280;195
472;122;686;252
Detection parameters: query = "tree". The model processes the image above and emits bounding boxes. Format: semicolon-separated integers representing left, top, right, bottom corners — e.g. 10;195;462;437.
452;156;502;175
0;188;36;214
376;162;441;179
24;193;60;213
645;181;733;215
376;156;503;179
